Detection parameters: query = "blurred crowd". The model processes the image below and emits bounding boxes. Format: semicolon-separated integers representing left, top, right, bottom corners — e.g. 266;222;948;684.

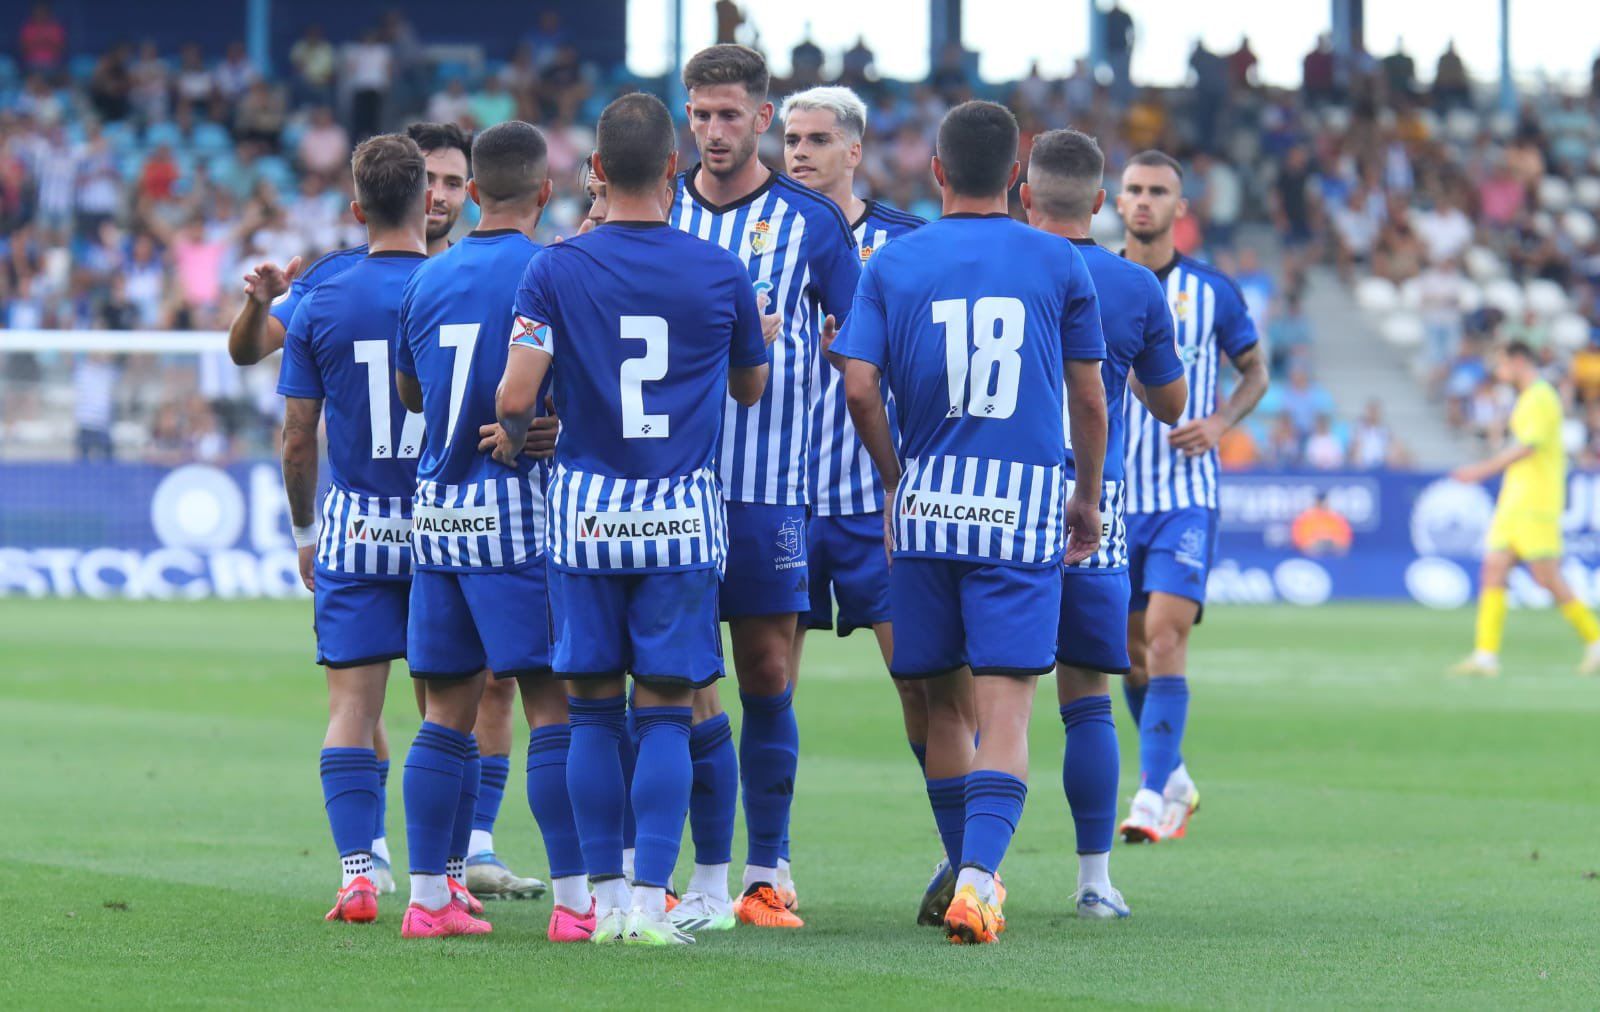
3;0;1599;469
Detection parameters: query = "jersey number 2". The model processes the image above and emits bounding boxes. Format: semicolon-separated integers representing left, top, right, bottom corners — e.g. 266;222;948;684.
353;340;424;459
933;297;1024;420
620;315;669;439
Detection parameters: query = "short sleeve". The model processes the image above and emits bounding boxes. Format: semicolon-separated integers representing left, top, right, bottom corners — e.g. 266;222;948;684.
269;273;313;330
728;261;768;368
1060;247;1106;362
393;274;417;378
831;257;888;370
809;215;863;323
509;250;556;358
1215;277;1261;360
1131;270;1184;387
275;294;324;399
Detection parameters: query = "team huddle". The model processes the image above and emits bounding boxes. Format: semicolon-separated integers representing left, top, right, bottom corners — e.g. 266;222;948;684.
234;44;1268;946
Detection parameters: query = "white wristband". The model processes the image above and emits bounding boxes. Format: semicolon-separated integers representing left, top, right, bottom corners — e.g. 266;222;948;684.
292;523;318;549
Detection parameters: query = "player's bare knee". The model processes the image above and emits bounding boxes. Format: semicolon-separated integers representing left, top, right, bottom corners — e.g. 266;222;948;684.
1056;664;1108;705
517;673;569;728
1145;624;1190;675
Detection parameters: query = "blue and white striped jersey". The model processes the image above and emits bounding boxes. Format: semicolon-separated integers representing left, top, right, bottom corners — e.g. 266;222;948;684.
514;221;767;574
276;251;427;580
833;214;1106;568
396;230;548;572
1066;239;1184;572
670;169;862;506
1123;254;1258;514
270;243;368;331
808;200;925;516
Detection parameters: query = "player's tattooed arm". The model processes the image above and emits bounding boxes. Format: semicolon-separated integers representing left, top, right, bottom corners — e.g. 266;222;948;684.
493;346;552;468
281;396;322;591
228;256;301;366
1064;359;1107;566
1169;342;1269;457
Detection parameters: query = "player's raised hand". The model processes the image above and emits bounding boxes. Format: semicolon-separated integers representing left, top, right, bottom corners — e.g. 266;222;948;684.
1168;414;1227;457
758;290;783;346
297;545;315;592
243;255;302;306
1062;494;1103;566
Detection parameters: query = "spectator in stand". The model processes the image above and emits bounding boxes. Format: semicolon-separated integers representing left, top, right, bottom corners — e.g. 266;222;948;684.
1433;41;1471;111
297;106;349;181
498;44;541;120
426;78;472;127
88;45;133;122
1381;38;1416;98
1193;151;1242;252
1123;87;1168;151
841;36;875;87
1226;37;1258;92
1264;412;1303;467
1218;421;1260;471
19;3;66;76
342;30;392;140
1291;494;1354;556
167;214;230;317
1417;256;1469;379
1234;247;1276;334
1280;365;1336;437
289;25;336;107
74;125;122;238
791;34;825;89
1304;415;1346;470
1476;154;1525;230
1188;41;1228;146
929;42;973;102
1268;290;1313;377
1104;2;1135;104
234;80;286;150
73;353;118;461
174;44;215;111
1302;34;1337;106
213;42;258;105
130;42;171;125
1273;146;1316;275
1330;185;1383;281
524;10;567;70
1416;193;1474;265
138;144;180;203
32;123;78;232
1349;400;1401;469
468;75;516;128
715;0;745;45
1373;198;1426;281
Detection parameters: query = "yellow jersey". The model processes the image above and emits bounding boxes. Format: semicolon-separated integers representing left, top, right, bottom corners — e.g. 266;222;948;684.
1498;379;1566;517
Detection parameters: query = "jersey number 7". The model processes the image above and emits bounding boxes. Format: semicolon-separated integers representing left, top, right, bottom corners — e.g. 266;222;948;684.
933;297;1025;421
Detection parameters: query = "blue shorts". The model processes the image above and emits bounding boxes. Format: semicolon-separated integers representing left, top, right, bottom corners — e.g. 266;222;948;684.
889;557;1060;679
407;564;551;680
313;569;409;668
550;567;724;687
721;501;809;620
804;512;890;636
1126;507;1219;618
1056;569;1132;674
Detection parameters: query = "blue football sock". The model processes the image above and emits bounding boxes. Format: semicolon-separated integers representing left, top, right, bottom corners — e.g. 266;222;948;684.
1123;680;1147;725
924;774;967;867
403;722;471;875
450;736;480;861
374;759;390;843
961;770;1028;875
630;706;694;888
526;724;585;879
1060;696;1118;854
472;753;510;837
909;740;928;775
320;747;379;857
620;704;639;851
688;713;737;865
739;686;799;871
1138;676;1190;794
566;695;627;880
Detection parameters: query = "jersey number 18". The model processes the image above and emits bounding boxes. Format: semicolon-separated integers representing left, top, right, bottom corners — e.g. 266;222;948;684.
933;297;1024;421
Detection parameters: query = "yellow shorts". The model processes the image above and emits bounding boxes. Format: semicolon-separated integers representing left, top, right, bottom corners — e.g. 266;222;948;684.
1485;510;1563;561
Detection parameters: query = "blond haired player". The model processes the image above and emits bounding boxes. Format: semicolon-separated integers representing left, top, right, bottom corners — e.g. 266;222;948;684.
1450;341;1600;676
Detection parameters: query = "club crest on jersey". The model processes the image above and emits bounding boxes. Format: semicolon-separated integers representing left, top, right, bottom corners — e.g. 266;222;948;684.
1174;290;1192;321
858;244;874;262
510;314;551;350
749;219;772;255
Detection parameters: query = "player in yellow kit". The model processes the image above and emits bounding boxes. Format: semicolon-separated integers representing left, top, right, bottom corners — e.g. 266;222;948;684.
1450;341;1600;676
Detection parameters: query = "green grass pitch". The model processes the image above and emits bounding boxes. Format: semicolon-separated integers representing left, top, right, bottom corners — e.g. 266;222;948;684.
3;598;1598;1008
